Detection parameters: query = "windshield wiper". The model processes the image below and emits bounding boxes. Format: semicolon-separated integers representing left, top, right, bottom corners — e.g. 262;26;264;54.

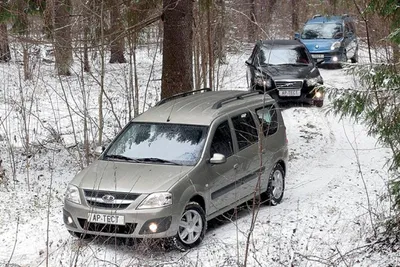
135;157;181;165
104;154;139;162
276;63;309;66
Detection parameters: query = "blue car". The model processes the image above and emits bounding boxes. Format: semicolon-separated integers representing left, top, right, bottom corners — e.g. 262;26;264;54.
295;14;358;66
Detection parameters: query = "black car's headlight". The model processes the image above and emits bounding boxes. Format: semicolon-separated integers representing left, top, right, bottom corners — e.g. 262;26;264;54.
306;76;323;87
255;72;272;88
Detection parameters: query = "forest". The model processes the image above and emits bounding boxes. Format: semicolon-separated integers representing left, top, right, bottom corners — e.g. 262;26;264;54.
0;0;399;266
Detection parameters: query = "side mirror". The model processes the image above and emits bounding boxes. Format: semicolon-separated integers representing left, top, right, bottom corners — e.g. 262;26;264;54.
94;146;105;156
209;153;226;164
294;32;300;39
333;32;344;39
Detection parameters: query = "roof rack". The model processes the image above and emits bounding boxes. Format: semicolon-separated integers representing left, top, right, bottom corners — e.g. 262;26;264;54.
212;91;263;109
155;88;212;106
312;14;321;19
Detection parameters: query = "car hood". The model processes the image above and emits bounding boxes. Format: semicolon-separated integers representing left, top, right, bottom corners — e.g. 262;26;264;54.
300;38;341;52
260;65;314;80
71;160;194;193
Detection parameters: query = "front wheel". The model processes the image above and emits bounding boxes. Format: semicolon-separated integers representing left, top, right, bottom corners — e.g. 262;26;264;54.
314;100;324;107
173;202;207;251
262;164;285;206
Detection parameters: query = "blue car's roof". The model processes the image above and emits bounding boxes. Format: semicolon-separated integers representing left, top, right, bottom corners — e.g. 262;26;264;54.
306;15;352;24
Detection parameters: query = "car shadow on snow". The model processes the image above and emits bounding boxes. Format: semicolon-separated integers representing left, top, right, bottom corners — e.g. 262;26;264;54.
275;101;314;111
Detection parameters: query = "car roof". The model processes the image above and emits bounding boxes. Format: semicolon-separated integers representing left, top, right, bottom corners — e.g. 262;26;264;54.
306;15;353;24
134;90;275;126
260;39;305;48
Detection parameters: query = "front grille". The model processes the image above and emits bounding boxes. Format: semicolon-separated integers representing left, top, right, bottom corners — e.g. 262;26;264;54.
84;190;140;200
83;189;140;209
275;81;303;90
86;201;130;209
78;219;137;234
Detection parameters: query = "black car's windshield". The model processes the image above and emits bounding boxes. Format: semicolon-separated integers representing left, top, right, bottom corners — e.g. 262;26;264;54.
257;45;310;65
104;122;208;166
301;23;343;39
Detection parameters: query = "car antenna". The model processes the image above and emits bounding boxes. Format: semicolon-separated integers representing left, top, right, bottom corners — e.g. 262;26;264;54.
166;99;176;122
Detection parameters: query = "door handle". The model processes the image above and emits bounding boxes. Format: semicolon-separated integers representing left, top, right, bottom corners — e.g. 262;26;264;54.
233;163;239;170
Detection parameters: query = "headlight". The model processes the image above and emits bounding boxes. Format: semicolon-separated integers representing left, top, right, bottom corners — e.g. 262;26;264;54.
65;184;81;204
255;72;272;88
137;192;172;209
306;76;322;87
330;41;341;51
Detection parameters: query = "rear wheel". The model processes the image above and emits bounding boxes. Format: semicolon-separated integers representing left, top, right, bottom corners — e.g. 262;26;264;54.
173;202;206;251
263;164;285;206
351;49;358;63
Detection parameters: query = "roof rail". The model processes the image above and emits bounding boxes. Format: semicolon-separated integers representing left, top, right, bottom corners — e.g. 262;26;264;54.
312;14;321;19
155;88;212;106
212;91;263;109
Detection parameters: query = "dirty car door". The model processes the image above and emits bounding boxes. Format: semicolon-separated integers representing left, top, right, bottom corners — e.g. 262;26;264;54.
207;120;238;215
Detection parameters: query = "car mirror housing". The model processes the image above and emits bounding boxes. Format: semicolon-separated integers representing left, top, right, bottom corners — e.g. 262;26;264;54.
94;146;105;156
209;153;226;164
294;32;300;39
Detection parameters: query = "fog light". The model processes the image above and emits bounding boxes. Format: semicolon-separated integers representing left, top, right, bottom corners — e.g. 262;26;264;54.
67;216;74;225
315;91;322;98
149;223;158;233
332;56;338;62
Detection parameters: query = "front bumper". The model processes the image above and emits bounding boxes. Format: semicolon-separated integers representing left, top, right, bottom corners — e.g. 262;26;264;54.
63;199;182;238
310;50;346;64
254;84;323;105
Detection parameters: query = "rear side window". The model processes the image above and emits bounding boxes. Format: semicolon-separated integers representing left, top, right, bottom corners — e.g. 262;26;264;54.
232;112;258;150
210;121;234;158
256;105;279;136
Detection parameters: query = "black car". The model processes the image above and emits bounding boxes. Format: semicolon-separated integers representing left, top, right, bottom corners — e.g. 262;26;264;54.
246;39;324;107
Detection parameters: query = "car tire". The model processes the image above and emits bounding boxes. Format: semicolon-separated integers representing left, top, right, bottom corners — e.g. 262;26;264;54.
351;49;358;63
263;164;285;206
173;202;207;252
314;100;324;107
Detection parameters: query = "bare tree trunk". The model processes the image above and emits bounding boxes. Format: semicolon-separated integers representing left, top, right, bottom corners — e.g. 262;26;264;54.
0;0;10;61
214;0;226;64
43;0;54;39
109;0;126;63
207;2;213;90
161;0;193;99
0;23;11;62
329;0;338;14
82;1;90;72
54;0;73;76
291;0;299;35
247;0;257;42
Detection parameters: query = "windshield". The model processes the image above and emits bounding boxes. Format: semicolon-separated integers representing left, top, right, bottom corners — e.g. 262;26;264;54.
257;45;310;65
104;122;208;166
301;23;343;39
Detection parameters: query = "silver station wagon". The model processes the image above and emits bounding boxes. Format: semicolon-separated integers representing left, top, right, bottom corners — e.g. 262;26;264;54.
63;89;288;251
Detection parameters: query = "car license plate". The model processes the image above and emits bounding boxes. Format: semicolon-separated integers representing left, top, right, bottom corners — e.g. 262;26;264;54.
87;213;125;225
279;90;301;97
311;54;324;59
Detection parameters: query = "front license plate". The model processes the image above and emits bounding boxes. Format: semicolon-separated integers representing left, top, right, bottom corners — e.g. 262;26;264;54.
311;54;324;59
279;90;301;97
87;213;125;225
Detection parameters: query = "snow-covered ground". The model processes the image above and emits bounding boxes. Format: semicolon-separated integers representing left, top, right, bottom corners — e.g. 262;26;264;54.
0;44;398;267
